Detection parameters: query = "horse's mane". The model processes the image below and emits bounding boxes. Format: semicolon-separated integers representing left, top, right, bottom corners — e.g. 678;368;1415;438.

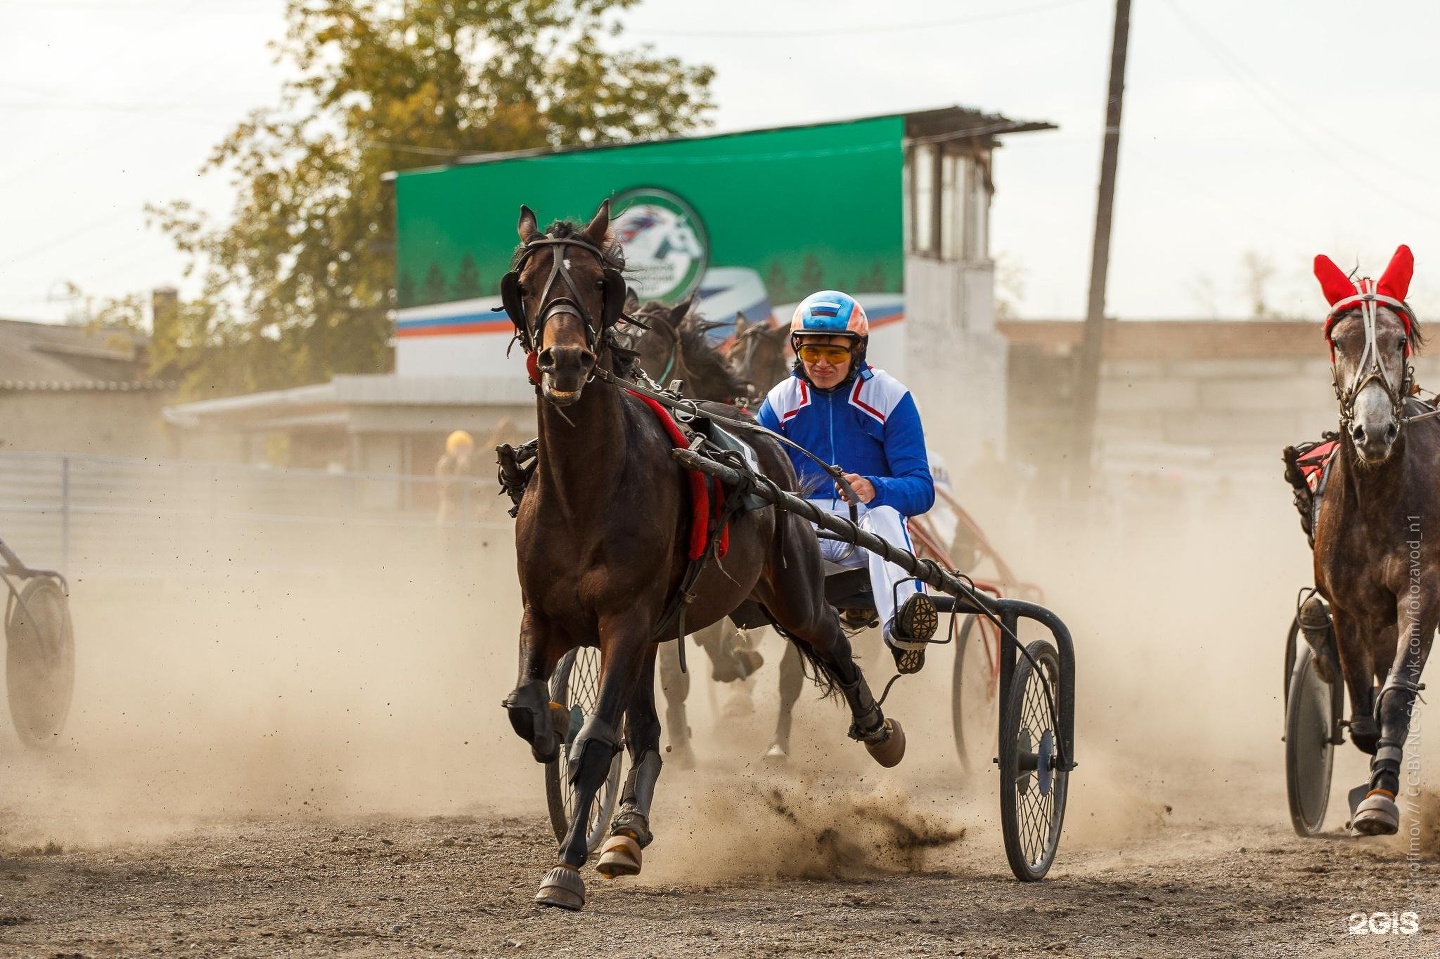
510;219;626;273
635;301;750;399
511;218;638;376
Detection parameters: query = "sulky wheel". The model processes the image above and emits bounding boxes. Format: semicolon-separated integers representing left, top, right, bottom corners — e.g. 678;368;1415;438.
951;614;999;773
544;647;625;854
999;639;1068;882
1285;635;1339;837
6;577;75;747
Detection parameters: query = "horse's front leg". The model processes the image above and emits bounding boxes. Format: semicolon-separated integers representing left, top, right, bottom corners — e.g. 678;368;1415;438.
535;611;651;912
1330;607;1379;753
597;643;663;879
503;606;568;763
1354;582;1438;835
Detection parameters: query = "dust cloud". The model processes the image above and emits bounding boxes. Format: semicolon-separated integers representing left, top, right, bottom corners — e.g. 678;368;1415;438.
0;453;1434;880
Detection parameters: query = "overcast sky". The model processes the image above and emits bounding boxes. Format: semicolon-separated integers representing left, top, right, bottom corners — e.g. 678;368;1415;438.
3;0;1438;325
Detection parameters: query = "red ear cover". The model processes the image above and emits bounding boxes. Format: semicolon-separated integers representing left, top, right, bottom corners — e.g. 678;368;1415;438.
1377;244;1414;303
1314;254;1358;307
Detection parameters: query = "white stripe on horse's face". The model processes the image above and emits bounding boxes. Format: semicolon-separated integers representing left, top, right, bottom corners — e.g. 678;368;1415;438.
1331;307;1409;465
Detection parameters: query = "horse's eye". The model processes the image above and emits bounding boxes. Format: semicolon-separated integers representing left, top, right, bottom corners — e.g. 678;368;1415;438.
1399;336;1409;352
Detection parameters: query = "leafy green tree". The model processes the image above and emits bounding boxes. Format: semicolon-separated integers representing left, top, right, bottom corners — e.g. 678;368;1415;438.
150;0;715;397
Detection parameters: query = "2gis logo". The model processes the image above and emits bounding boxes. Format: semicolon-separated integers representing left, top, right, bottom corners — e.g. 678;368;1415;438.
1347;911;1420;935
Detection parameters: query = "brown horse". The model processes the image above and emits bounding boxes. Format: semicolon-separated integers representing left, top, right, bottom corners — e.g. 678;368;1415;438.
500;201;904;911
622;298;766;767
730;312;792;404
1308;245;1435;835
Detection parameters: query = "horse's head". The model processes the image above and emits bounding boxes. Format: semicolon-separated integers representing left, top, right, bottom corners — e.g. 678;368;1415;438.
631;296;694;387
502;202;628;406
730;314;792;398
1316;246;1419;465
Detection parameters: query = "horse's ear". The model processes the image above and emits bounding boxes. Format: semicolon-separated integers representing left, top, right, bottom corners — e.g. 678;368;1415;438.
624;288;640;316
1314;254;1358;307
670;294;696;325
733;313;750;338
1378;244;1415;302
518;205;538;242
583;200;611;246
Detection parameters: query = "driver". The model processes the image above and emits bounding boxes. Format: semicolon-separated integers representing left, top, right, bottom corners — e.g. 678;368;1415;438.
756;290;938;673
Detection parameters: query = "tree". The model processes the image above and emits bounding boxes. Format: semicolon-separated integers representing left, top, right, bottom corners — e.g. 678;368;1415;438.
798;254;824;294
765;261;790;304
453;253;484;301
1240;250;1277;319
150;0;715;397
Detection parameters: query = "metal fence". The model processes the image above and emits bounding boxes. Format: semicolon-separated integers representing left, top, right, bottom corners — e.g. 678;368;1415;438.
0;451;510;580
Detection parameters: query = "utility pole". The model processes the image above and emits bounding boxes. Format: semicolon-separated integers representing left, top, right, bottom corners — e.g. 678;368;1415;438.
1070;0;1131;496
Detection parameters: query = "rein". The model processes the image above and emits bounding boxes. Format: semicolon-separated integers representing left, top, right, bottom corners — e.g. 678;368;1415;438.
594;366;863;526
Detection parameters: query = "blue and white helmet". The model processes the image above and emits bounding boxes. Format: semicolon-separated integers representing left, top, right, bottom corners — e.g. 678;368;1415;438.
790;290;869;341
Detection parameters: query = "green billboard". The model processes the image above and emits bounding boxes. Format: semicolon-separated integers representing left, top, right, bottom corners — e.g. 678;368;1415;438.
393;115;905;333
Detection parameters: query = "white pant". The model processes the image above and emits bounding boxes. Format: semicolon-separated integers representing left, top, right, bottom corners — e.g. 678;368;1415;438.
812;500;925;646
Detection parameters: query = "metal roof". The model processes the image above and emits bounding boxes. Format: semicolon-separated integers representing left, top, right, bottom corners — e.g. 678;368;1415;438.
385;104;1056;180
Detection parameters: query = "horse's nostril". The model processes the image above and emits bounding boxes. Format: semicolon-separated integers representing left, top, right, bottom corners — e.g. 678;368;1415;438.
1352;425;1366;444
1387;423;1399;441
537;348;555;370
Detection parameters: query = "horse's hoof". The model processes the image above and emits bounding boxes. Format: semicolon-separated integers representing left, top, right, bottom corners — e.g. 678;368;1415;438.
1352;791;1400;836
865;718;906;768
762;742;789;764
595;834;642;878
534;864;585;910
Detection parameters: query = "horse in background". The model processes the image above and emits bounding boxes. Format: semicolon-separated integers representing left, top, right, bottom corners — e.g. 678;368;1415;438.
501;201;905;911
621;297;766;766
1308;245;1436;835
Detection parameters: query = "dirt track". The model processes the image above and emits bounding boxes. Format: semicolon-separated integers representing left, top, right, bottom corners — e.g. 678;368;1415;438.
0;773;1437;958
0;507;1437;957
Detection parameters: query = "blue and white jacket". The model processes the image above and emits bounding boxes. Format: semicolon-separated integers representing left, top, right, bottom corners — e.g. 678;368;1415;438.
756;364;935;518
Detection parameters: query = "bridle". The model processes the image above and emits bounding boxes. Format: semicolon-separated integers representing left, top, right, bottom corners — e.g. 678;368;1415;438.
1326;280;1417;435
499;234;627;358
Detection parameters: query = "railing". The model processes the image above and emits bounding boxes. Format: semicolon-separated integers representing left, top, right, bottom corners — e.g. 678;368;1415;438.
0;451;510;580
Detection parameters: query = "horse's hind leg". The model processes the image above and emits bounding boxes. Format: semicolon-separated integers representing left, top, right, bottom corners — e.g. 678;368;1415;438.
656;639;694;769
765;641;804;762
757;515;904;767
599;644;663;879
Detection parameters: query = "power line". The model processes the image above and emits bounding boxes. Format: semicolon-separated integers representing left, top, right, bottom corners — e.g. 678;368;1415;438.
1157;0;1440;223
0;208;140;268
635;0;1091;39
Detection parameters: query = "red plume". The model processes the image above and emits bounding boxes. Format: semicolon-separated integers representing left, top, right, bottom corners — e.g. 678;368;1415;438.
1377;244;1414;302
1313;254;1358;307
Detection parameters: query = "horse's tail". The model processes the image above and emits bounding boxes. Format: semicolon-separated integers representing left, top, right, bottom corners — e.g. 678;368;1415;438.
768;615;841;700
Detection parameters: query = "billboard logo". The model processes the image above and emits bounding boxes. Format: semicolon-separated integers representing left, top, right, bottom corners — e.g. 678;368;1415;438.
611;188;709;303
